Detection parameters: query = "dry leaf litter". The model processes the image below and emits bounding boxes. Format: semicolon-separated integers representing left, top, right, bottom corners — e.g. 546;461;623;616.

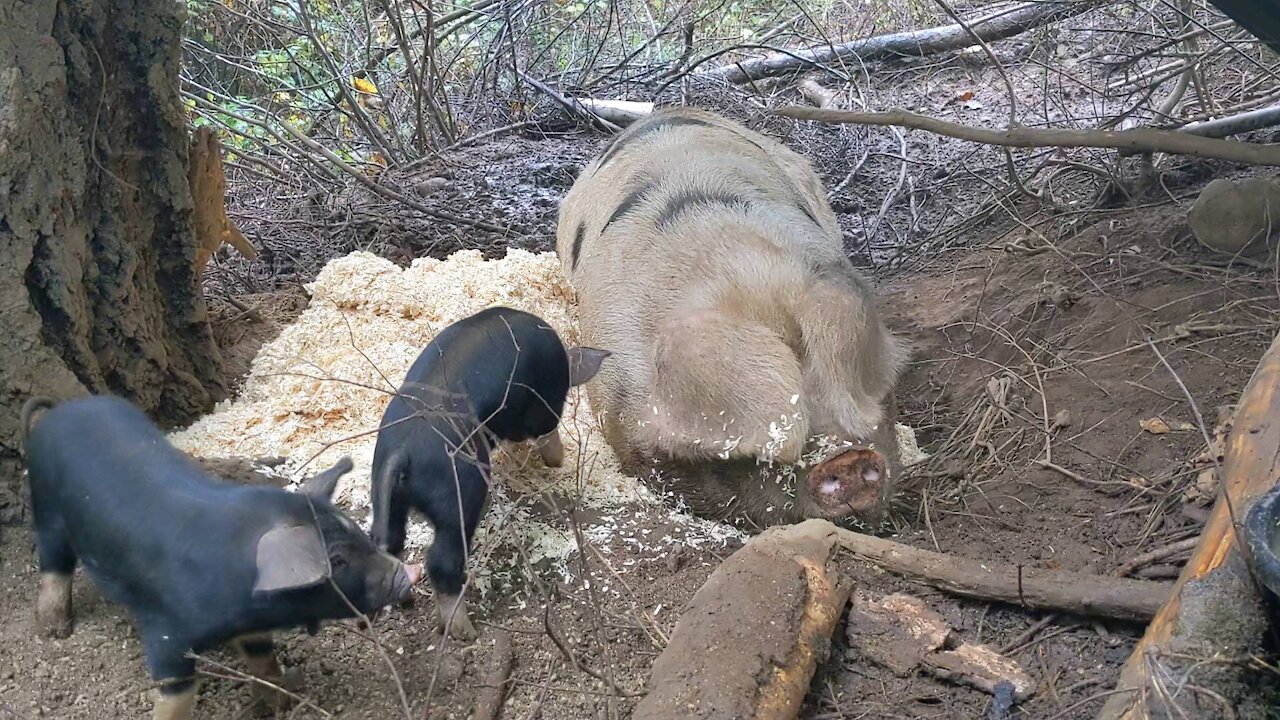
172;249;924;599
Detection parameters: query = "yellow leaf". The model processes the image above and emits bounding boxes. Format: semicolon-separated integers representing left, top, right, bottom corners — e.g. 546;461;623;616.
352;76;378;95
1140;417;1170;434
1140;417;1194;434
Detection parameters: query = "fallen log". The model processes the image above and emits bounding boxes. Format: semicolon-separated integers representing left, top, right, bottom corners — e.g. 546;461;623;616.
574;98;653;127
700;0;1102;84
847;592;1035;702
1098;332;1280;720
774;106;1280;167
518;72;621;133
826;524;1169;623
634;520;851;720
1181;102;1280;139
638;518;1170;718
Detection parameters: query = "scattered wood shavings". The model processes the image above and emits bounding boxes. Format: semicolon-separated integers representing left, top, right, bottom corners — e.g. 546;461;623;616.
895;423;928;466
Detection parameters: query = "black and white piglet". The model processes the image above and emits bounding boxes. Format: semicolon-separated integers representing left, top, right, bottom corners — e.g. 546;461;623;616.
21;395;423;720
369;306;609;640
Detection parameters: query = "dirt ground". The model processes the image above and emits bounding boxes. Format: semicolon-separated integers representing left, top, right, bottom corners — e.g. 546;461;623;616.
5;184;1276;718
6;36;1280;720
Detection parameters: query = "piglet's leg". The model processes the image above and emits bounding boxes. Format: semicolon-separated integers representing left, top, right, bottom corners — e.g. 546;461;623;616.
145;635;198;720
152;680;197;720
36;572;73;639
34;524;77;639
423;464;487;642
233;633;295;711
535;430;565;468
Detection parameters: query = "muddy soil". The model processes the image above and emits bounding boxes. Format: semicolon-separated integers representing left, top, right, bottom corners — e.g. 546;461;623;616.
208;287;311;392
801;204;1279;719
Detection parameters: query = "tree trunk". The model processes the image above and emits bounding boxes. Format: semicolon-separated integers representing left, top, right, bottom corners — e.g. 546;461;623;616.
0;0;226;521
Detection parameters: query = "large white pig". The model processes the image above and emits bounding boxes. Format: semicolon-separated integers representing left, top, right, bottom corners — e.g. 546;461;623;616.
557;107;906;527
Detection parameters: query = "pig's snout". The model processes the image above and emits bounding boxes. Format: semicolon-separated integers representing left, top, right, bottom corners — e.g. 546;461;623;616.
804;448;887;519
387;560;425;604
405;563;424;588
368;558;426;611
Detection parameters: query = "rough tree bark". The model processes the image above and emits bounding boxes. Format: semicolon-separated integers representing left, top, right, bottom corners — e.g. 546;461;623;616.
0;0;227;521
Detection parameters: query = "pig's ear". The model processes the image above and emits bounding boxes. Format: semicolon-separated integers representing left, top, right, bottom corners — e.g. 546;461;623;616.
567;347;611;386
299;456;354;501
253;525;331;594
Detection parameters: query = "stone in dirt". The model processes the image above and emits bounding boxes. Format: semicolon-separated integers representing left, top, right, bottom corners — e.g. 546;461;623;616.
1188;177;1280;256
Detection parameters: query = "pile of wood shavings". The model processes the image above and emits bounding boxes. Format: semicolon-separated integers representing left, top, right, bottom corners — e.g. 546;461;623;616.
170;249;738;596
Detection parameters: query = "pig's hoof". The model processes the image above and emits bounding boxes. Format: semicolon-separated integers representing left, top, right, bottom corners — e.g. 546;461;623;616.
536;433;565;468
439;612;478;641
37;613;73;640
435;595;478;641
448;617;478;641
36;573;73;639
250;672;301;717
805;447;887;519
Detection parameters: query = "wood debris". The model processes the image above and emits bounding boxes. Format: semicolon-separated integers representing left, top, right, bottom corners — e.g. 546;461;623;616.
847;592;1034;703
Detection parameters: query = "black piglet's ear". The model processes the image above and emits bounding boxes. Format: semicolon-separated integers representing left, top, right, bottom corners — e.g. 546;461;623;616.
567;347;611;386
253;525;330;594
299;456;354;501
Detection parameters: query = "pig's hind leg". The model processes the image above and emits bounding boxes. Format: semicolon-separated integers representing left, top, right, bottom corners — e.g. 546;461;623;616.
420;463;486;641
33;515;75;639
646;307;809;465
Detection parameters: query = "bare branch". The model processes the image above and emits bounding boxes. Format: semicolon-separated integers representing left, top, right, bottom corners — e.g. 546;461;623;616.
775;106;1280;166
